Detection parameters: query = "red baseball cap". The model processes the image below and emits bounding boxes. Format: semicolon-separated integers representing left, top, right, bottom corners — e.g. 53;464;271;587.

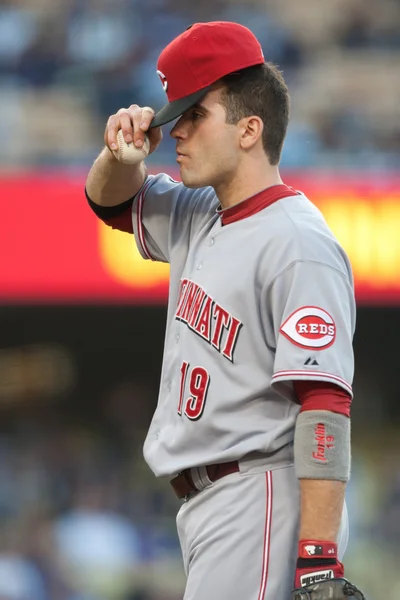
150;21;265;128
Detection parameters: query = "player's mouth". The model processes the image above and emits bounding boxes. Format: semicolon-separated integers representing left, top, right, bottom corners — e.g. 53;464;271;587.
176;147;187;162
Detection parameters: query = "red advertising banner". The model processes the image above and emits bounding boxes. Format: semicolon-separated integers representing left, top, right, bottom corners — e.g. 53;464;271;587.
2;171;400;304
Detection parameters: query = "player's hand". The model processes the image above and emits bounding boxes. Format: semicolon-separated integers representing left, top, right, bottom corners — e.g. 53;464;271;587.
104;105;163;156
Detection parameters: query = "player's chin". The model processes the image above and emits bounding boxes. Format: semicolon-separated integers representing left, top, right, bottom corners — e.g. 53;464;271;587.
180;169;210;189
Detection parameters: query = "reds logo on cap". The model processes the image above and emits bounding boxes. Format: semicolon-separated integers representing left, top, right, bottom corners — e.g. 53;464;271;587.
156;70;168;92
280;307;336;350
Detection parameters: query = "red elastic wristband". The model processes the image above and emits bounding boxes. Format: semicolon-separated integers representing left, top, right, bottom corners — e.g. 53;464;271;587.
298;540;338;559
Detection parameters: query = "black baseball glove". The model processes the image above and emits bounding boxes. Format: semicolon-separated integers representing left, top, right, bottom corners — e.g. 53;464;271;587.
291;577;366;599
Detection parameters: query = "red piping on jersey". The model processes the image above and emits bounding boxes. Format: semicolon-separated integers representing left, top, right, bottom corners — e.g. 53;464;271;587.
272;370;353;396
294;381;352;418
137;180;154;260
218;184;300;225
258;471;273;600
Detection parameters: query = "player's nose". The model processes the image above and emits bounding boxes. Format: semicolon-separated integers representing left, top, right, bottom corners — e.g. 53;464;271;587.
170;117;188;140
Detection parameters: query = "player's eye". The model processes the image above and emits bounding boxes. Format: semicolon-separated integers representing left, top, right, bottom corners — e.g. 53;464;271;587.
191;111;203;121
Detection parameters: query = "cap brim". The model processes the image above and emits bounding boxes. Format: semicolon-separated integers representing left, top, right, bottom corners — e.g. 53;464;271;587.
149;86;212;128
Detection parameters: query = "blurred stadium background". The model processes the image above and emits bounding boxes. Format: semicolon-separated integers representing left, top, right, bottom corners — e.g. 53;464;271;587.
1;0;399;599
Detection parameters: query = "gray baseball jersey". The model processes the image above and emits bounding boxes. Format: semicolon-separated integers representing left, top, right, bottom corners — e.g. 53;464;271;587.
131;174;355;478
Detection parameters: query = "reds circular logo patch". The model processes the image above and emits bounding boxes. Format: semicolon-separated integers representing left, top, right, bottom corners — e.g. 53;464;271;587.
280;307;336;350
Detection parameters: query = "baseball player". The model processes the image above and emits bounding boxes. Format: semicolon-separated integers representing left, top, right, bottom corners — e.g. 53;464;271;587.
85;21;366;600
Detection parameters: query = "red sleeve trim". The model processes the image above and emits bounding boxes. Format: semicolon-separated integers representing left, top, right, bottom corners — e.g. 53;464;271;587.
294;381;351;417
103;206;133;233
272;370;352;395
136;181;154;260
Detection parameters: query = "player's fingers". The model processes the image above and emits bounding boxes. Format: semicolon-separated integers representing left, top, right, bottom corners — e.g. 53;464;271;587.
129;106;154;148
104;105;139;150
104;108;134;151
104;113;122;151
147;126;163;154
118;109;137;144
104;105;160;152
139;107;156;131
136;106;163;153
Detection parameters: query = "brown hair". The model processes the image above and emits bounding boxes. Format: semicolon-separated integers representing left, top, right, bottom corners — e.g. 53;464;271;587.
219;63;290;166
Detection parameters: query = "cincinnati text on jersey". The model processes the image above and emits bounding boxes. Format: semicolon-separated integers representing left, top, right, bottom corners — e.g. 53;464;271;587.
175;278;243;362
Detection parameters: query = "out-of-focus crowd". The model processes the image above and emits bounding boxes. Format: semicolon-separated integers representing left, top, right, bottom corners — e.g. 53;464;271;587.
0;377;186;600
0;0;399;169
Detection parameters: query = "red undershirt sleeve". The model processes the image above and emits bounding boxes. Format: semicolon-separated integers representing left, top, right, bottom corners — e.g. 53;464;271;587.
293;380;351;417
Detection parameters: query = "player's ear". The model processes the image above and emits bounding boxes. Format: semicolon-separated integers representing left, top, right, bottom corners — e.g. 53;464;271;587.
239;116;264;150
